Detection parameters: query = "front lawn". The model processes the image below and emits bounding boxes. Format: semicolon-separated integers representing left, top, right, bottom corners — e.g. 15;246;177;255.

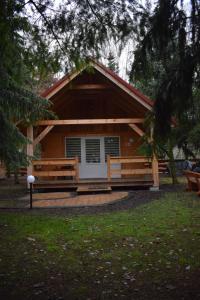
0;191;200;299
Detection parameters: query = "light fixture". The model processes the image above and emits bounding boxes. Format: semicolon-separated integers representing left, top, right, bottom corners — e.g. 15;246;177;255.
129;138;134;144
27;175;35;209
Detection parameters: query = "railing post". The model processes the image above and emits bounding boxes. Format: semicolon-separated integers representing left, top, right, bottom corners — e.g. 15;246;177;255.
107;155;111;181
152;154;159;190
75;156;79;182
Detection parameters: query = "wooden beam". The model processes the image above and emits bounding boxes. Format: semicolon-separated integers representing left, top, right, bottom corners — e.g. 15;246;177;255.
110;157;149;164
70;84;109;90
129;124;144;137
33;170;76;177
33;125;54;147
36;118;145;126
32;158;76;166
27;126;33;181
111;169;152;175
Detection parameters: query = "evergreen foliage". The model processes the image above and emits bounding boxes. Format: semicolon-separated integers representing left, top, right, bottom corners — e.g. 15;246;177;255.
132;0;200;139
0;0;58;173
1;0;200;177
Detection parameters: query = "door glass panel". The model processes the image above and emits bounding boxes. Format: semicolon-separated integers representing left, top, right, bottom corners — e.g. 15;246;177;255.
85;139;100;163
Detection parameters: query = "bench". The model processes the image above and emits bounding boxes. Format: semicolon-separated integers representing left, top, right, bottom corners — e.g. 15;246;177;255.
184;171;200;196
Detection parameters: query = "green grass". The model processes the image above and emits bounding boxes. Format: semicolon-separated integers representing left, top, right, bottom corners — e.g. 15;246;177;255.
0;191;200;299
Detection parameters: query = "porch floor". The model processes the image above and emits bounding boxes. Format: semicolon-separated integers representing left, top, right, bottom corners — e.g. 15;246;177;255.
30;191;129;208
34;178;153;190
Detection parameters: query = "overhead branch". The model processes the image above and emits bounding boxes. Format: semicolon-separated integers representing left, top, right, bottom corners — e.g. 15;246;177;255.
85;0;116;29
28;0;66;55
85;0;104;24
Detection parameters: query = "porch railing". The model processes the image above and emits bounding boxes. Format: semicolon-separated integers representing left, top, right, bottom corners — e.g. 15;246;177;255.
32;158;79;181
31;155;159;187
107;155;158;186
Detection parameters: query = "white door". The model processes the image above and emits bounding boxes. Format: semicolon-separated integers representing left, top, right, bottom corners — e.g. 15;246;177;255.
80;137;107;179
65;136;120;179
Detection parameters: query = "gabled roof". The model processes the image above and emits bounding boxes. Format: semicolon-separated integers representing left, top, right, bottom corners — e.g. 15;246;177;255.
41;59;153;111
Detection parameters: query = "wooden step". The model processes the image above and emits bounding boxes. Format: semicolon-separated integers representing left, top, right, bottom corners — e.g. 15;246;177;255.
77;185;112;194
34;179;153;190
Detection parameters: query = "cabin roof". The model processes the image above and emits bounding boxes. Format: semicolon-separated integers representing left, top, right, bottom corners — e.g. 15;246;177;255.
41;59;153;111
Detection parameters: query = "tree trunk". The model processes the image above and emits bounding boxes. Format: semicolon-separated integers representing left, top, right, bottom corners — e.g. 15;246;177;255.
14;170;19;184
6;165;11;178
168;139;179;184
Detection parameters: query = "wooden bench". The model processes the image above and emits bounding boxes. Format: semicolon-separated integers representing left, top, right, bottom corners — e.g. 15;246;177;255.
184;171;200;196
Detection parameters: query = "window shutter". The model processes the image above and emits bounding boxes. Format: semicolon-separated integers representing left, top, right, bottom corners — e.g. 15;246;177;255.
104;137;120;161
66;138;81;162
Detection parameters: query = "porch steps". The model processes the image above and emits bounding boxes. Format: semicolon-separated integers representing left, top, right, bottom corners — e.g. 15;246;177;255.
77;185;112;194
34;179;153;190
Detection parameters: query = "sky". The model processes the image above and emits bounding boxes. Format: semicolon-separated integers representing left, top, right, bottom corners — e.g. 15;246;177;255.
27;0;193;81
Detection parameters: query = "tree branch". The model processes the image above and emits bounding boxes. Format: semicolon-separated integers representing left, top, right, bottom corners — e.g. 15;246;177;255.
28;0;66;55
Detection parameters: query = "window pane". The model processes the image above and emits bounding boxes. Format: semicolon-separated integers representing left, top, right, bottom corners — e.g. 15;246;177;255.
86;139;100;163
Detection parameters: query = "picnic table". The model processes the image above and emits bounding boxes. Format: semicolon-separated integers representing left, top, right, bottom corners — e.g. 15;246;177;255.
184;170;200;196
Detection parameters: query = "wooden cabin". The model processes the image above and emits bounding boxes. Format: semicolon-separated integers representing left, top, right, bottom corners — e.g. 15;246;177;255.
27;60;159;191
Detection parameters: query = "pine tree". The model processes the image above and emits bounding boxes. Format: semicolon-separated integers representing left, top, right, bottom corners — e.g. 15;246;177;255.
132;0;200;138
0;0;58;176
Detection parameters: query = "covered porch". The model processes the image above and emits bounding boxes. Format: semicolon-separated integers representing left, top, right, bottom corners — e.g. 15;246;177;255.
26;61;160;191
27;118;159;191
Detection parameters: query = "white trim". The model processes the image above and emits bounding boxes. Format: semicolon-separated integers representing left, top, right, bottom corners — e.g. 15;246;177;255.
91;63;152;111
46;69;83;99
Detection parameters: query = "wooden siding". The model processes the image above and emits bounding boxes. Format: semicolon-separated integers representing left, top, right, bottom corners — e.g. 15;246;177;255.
40;124;142;159
39;69;147;162
50;70;148;119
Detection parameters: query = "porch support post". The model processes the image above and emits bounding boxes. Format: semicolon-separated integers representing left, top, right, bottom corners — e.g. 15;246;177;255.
75;156;79;182
27;126;33;180
107;155;111;181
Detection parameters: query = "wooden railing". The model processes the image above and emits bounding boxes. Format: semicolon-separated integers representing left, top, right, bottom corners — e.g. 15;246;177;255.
107;155;159;187
32;158;79;181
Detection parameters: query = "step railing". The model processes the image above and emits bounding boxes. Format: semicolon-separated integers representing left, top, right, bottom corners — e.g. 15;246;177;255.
32;157;79;181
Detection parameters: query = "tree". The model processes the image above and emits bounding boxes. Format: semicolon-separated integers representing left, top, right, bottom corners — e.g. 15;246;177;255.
107;52;119;73
132;0;200;137
128;0;200;182
0;0;58;180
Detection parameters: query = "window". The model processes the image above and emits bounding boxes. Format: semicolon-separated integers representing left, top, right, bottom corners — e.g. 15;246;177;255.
65;138;81;162
104;137;120;161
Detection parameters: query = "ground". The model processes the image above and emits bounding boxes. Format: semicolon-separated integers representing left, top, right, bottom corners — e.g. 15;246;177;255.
0;176;200;299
